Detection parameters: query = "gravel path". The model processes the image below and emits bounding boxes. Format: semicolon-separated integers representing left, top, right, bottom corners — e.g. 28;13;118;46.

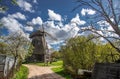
24;64;65;79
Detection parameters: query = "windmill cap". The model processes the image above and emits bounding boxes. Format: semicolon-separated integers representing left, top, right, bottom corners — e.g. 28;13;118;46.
29;30;45;38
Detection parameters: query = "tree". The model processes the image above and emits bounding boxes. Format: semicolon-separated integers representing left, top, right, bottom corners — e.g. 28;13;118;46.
0;42;7;54
0;0;17;12
75;0;120;52
3;32;29;77
60;36;96;75
51;51;61;62
60;36;120;76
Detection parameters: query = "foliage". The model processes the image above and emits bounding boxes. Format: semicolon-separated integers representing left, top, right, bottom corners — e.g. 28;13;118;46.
13;65;28;79
23;43;34;63
51;51;62;61
27;44;34;56
1;33;30;78
0;42;7;54
51;67;72;79
4;33;29;61
60;36;120;75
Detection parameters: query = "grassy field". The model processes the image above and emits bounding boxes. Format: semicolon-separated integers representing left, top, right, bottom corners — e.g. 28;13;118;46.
13;65;28;79
30;60;63;66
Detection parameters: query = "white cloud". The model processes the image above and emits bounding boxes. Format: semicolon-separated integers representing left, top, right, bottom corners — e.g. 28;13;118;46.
33;0;37;3
71;14;86;25
97;20;119;38
17;0;34;12
24;26;33;31
1;15;29;40
97;31;104;36
97;20;114;31
8;12;26;20
48;9;62;21
31;17;43;25
1;17;23;33
81;8;96;16
43;20;79;45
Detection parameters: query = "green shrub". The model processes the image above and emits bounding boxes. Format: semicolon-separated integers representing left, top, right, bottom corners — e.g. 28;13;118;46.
60;36;120;76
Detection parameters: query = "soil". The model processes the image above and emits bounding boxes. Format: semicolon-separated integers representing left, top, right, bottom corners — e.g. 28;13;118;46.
24;64;65;79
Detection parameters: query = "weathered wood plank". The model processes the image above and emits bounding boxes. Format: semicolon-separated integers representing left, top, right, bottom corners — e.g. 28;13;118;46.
92;63;120;79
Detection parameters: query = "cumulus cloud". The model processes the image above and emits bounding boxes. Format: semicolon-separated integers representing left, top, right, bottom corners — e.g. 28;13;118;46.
0;14;29;40
48;9;62;21
17;0;34;12
97;20;114;31
97;20;119;37
0;12;26;33
43;20;79;45
31;17;43;25
37;14;83;46
81;8;96;16
24;26;33;31
1;17;23;33
8;12;26;20
71;14;86;25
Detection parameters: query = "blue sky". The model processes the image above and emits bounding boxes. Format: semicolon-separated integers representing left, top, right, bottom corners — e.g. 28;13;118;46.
0;0;119;50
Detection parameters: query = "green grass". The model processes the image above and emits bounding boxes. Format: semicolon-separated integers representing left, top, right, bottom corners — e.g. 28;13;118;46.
30;60;63;67
51;66;72;79
49;60;63;66
13;65;28;79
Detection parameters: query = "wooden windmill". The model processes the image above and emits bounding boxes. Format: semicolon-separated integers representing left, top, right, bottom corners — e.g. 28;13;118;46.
29;24;57;63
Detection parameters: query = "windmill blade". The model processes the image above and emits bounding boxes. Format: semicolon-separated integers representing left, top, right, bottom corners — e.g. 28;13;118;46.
26;22;34;26
45;32;57;41
26;23;39;30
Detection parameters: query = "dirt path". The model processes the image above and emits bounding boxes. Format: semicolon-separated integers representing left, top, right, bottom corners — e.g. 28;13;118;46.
24;64;65;79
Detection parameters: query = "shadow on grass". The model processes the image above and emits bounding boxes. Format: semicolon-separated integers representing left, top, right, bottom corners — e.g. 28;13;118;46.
28;73;65;79
51;67;72;79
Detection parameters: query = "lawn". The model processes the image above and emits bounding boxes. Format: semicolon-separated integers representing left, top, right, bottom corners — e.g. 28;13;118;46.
30;60;63;66
13;65;28;79
51;66;72;79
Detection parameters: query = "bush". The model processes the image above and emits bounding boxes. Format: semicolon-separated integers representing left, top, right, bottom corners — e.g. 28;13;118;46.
60;36;120;77
51;51;62;62
13;65;28;79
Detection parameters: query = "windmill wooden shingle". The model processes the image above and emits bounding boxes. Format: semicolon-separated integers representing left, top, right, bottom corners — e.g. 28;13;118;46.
29;30;47;62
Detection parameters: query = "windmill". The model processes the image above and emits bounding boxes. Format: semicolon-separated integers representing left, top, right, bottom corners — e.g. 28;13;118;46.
28;24;57;63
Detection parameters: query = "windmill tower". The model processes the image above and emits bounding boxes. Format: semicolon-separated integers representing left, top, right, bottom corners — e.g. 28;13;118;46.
29;24;56;63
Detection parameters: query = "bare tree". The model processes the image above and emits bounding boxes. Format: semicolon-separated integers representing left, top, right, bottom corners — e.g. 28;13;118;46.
0;0;17;12
74;0;120;52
